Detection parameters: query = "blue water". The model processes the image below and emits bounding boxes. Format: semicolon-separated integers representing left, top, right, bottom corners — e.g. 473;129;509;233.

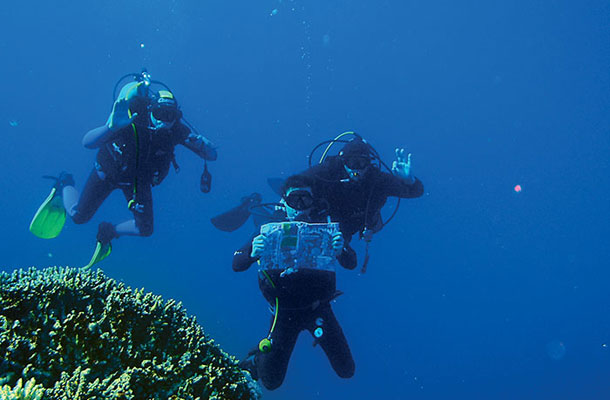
1;1;610;399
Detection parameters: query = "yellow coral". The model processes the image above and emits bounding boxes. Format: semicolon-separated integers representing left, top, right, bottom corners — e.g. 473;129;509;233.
0;267;261;400
0;378;44;400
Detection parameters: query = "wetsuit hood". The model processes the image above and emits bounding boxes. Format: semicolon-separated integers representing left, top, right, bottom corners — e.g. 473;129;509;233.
339;137;373;159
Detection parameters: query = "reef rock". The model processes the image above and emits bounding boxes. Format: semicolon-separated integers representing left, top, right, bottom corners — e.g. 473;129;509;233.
0;267;261;400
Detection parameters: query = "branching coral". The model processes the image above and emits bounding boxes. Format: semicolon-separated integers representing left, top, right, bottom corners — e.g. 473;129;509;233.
0;267;261;400
0;378;44;400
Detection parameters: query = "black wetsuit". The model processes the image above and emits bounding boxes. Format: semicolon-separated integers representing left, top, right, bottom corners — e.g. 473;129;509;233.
302;156;424;242
233;227;357;390
70;121;204;236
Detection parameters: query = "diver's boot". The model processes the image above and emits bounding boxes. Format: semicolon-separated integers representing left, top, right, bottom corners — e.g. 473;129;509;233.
43;171;75;191
97;222;118;245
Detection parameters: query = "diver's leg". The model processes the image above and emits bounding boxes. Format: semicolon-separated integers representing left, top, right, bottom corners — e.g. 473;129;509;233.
257;310;302;390
65;169;115;224
310;303;355;378
115;183;154;237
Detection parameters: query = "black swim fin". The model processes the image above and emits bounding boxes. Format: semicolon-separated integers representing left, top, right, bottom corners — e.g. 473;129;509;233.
211;193;262;232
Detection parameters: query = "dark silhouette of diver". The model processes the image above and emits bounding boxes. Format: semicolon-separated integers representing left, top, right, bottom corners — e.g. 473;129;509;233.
303;132;423;243
211;131;424;272
301;132;424;271
233;174;356;390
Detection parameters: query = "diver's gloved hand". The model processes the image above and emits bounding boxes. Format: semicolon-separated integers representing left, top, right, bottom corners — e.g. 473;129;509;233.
251;234;268;258
332;232;344;256
97;222;118;245
186;133;218;161
361;227;374;242
108;97;138;132
392;148;415;184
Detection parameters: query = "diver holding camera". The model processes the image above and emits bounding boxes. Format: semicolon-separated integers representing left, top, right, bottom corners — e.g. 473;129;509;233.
233;174;356;390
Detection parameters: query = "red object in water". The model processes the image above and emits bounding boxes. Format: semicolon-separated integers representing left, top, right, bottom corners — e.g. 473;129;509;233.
514;184;522;192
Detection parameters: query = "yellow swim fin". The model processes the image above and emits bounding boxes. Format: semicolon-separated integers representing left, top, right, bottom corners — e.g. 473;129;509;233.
84;241;112;269
29;187;66;239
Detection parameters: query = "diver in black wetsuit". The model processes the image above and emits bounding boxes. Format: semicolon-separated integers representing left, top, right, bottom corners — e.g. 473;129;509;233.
32;72;216;266
234;174;356;391
303;134;424;244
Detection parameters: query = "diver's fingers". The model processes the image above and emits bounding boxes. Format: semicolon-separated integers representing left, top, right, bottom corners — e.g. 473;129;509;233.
407;153;412;166
115;97;129;108
392;160;398;172
332;233;344;253
251;235;266;256
396;148;407;162
113;98;128;116
335;236;344;247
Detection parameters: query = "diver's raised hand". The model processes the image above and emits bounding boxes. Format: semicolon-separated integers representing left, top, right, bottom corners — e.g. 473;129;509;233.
251;234;268;258
332;231;344;256
392;148;415;184
108;97;138;132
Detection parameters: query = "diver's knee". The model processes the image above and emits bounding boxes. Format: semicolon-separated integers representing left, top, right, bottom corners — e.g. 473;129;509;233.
138;224;153;237
71;212;91;225
337;360;355;379
338;367;355;379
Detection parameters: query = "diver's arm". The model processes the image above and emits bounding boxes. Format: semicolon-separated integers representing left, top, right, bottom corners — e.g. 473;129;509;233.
183;133;218;161
332;229;357;270
82;125;115;149
337;244;358;270
82;97;137;149
383;173;424;198
232;238;257;272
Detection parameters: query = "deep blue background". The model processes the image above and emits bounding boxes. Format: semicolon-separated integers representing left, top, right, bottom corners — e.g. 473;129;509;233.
1;1;609;399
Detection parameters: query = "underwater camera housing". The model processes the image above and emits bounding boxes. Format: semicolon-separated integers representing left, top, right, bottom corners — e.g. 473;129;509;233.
257;221;340;273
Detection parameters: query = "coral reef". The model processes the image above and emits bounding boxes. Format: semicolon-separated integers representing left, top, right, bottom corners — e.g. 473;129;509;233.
0;267;261;400
0;378;44;400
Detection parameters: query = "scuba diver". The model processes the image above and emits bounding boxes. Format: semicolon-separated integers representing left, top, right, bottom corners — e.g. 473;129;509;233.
234;174;356;390
213;131;424;271
301;132;424;271
29;70;217;267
